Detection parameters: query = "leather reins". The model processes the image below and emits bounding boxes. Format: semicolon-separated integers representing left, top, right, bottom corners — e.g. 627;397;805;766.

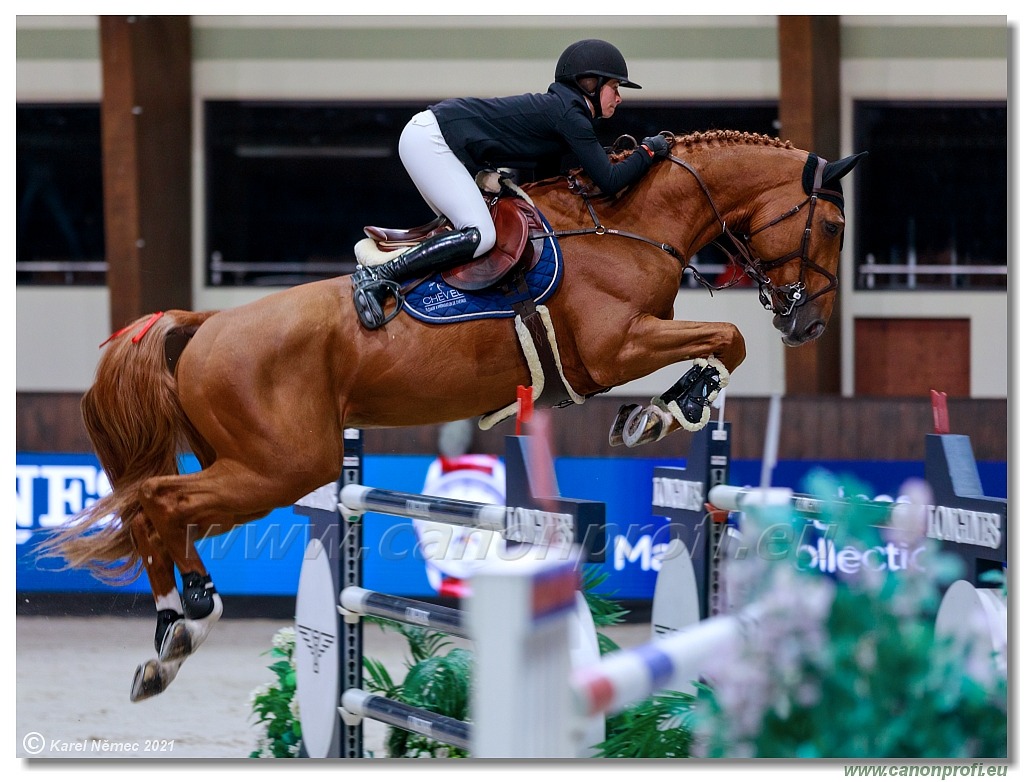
541;144;844;318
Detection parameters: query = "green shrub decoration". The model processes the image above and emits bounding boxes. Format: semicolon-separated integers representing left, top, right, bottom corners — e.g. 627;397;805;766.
597;690;696;758
249;627;302;758
363;618;472;758
691;472;1007;759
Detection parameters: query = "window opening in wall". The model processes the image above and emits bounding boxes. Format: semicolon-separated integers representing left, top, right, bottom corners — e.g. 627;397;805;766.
853;101;1006;291
204;100;777;287
16;104;106;285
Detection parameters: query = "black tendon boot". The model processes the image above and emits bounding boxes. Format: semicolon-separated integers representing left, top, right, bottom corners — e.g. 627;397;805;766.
154;609;184;654
181;571;218;619
353;227;481;329
662;357;730;430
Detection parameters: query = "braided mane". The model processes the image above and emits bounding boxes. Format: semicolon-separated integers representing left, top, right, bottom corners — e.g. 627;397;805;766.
607;129;794;164
527;129;796;190
673;129;794;151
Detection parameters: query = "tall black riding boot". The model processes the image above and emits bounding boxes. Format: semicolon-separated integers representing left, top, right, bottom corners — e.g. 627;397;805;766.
352;227;482;330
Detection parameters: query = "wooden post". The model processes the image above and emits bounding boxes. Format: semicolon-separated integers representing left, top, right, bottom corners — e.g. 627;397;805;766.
100;16;192;331
777;16;841;394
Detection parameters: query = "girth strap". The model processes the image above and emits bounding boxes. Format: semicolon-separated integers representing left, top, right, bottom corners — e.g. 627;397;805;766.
501;268;577;410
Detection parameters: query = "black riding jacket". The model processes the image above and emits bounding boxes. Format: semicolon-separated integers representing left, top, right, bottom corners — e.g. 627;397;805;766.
429;81;653;193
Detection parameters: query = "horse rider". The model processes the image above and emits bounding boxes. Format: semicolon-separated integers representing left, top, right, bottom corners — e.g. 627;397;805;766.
352;38;671;330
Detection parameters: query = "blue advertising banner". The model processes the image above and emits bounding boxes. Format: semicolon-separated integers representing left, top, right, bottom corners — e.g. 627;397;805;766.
16;451;1006;602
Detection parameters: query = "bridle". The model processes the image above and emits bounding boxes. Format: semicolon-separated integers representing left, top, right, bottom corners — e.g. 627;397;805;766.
688;153;843;317
551;140;844;319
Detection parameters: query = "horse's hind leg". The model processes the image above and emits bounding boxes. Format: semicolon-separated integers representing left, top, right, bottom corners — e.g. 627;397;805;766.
128;515;187;702
116;482;235;703
138;496;224;666
142;515;224;667
137;458;318;665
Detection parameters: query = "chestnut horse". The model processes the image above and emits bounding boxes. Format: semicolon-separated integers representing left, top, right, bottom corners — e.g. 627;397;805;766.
42;131;864;701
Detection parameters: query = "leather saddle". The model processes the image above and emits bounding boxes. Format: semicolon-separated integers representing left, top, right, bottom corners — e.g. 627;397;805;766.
363;195;544;292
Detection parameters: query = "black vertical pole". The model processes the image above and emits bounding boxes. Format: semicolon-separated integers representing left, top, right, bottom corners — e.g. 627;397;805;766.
339;428;365;758
651;423;732;621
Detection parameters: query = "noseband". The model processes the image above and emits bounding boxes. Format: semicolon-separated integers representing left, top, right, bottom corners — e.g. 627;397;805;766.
556;142;844;319
673;153;842;318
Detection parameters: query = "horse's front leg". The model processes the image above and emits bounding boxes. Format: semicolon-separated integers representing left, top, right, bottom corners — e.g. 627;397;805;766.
602;318;744;447
611;356;730;446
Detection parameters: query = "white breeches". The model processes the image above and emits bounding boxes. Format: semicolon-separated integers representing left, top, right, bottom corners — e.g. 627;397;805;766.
398;110;496;258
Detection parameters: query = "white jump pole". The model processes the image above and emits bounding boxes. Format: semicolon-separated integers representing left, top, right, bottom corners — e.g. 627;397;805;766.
571;609;753;719
760;393;782;488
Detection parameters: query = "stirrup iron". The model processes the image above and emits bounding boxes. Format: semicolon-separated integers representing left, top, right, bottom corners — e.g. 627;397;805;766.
353;266;404;330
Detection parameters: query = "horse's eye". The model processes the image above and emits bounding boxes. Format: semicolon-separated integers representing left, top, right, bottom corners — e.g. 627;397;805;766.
823;221;841;237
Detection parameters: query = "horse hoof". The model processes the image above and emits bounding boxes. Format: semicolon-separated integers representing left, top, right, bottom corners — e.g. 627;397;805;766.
622;406;665;448
622;407;648;448
622;404;673;447
130;657;183;702
130;660;165;702
158;620;193;663
608;404;641;447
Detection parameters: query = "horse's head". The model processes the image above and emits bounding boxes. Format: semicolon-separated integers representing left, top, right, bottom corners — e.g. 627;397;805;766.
738;150;867;346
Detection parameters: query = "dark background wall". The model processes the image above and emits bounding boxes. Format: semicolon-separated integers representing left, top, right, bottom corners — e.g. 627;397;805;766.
18;392;1007;462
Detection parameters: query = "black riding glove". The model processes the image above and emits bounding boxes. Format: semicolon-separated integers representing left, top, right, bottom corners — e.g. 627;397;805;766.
641;135;670;160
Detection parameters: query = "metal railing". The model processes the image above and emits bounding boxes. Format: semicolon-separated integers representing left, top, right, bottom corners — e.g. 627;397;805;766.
208;253;354;285
857;253;1006;290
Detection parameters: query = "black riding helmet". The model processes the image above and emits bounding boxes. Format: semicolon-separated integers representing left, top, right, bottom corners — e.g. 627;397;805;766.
555;39;641;118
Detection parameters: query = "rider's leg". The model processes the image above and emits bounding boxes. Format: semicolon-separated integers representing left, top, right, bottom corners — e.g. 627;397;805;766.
353;110;496;329
353;228;483;329
399;110;497;257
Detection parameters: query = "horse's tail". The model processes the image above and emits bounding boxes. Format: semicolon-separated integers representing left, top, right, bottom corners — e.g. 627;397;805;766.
38;309;216;583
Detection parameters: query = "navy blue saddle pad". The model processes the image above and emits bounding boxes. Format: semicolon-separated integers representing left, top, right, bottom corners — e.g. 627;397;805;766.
401;213;562;324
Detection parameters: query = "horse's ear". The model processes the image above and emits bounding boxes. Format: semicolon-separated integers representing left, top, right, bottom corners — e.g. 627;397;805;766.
822;151;867;186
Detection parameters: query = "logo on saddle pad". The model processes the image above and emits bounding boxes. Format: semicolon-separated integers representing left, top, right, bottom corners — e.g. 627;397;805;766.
402;214;563;324
418;282;468;313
